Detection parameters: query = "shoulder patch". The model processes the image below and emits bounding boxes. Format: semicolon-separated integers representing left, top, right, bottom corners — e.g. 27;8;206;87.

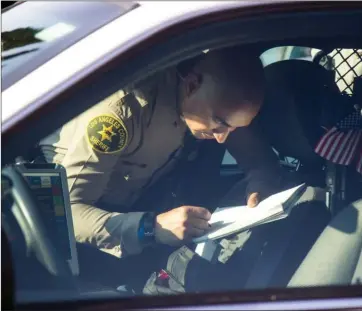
87;114;128;154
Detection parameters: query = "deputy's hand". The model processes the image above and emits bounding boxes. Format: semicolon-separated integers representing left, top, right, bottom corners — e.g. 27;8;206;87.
155;206;211;246
247;192;260;208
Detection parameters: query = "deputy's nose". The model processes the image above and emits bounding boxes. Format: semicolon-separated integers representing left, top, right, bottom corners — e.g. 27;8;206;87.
213;131;229;144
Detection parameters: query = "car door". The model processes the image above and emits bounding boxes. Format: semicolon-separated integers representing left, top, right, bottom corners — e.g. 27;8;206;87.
2;1;362;310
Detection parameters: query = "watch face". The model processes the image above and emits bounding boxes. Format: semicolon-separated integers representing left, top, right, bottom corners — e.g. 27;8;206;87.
144;225;154;236
144;214;155;237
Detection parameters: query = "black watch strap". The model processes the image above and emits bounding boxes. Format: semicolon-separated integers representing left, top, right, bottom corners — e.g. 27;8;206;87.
140;212;156;245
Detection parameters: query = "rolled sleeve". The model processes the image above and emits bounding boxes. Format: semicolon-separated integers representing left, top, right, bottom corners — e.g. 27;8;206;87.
70;202;145;258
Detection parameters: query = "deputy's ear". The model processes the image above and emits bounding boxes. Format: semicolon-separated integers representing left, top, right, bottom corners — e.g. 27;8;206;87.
184;72;202;98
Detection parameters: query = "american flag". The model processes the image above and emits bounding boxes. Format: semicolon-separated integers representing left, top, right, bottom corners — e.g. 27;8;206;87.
315;110;362;174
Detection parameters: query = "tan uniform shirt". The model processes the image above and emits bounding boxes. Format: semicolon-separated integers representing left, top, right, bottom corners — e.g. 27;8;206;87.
40;68;187;257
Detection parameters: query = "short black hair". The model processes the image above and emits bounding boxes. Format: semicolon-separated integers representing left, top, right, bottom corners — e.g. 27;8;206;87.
194;46;265;107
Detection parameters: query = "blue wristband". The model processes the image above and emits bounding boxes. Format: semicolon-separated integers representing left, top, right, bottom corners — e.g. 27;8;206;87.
138;216;145;242
138;213;156;245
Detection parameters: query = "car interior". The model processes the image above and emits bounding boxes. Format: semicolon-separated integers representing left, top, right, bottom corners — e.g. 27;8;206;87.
2;4;362;310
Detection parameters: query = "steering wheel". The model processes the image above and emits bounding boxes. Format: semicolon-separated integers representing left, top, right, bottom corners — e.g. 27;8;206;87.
2;166;74;285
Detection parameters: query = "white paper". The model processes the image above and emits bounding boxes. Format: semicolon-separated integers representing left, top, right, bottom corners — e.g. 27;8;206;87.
257;184;305;209
195;240;218;262
193;184;305;243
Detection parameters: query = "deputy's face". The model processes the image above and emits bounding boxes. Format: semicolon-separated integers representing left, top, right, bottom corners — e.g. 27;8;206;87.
180;73;261;144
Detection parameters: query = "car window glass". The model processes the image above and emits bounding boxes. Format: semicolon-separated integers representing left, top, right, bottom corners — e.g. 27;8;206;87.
1;1;138;88
6;45;362;302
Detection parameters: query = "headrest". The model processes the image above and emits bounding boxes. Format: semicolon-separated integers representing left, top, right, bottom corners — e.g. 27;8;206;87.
264;59;339;94
259;59;339;164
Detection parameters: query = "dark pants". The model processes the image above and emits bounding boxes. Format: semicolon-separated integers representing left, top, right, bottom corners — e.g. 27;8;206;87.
77;242;176;293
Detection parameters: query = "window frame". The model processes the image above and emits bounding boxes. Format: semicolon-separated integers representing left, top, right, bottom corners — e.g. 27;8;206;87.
3;2;362;308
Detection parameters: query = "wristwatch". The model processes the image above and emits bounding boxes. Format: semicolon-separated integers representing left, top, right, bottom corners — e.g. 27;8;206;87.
138;212;156;246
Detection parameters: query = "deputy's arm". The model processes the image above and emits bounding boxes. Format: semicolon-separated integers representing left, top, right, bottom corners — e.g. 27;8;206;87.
41;92;146;258
225;120;283;205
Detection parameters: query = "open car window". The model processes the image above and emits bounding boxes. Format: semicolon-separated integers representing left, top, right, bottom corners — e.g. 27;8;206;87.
2;2;362;310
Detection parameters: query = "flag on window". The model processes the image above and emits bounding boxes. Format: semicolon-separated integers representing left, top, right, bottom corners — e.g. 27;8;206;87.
315;110;362;174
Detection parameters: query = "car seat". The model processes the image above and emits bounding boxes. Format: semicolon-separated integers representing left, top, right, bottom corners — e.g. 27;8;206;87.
262;59;340;165
240;187;330;290
238;58;360;289
261;58;359;215
288;199;362;287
